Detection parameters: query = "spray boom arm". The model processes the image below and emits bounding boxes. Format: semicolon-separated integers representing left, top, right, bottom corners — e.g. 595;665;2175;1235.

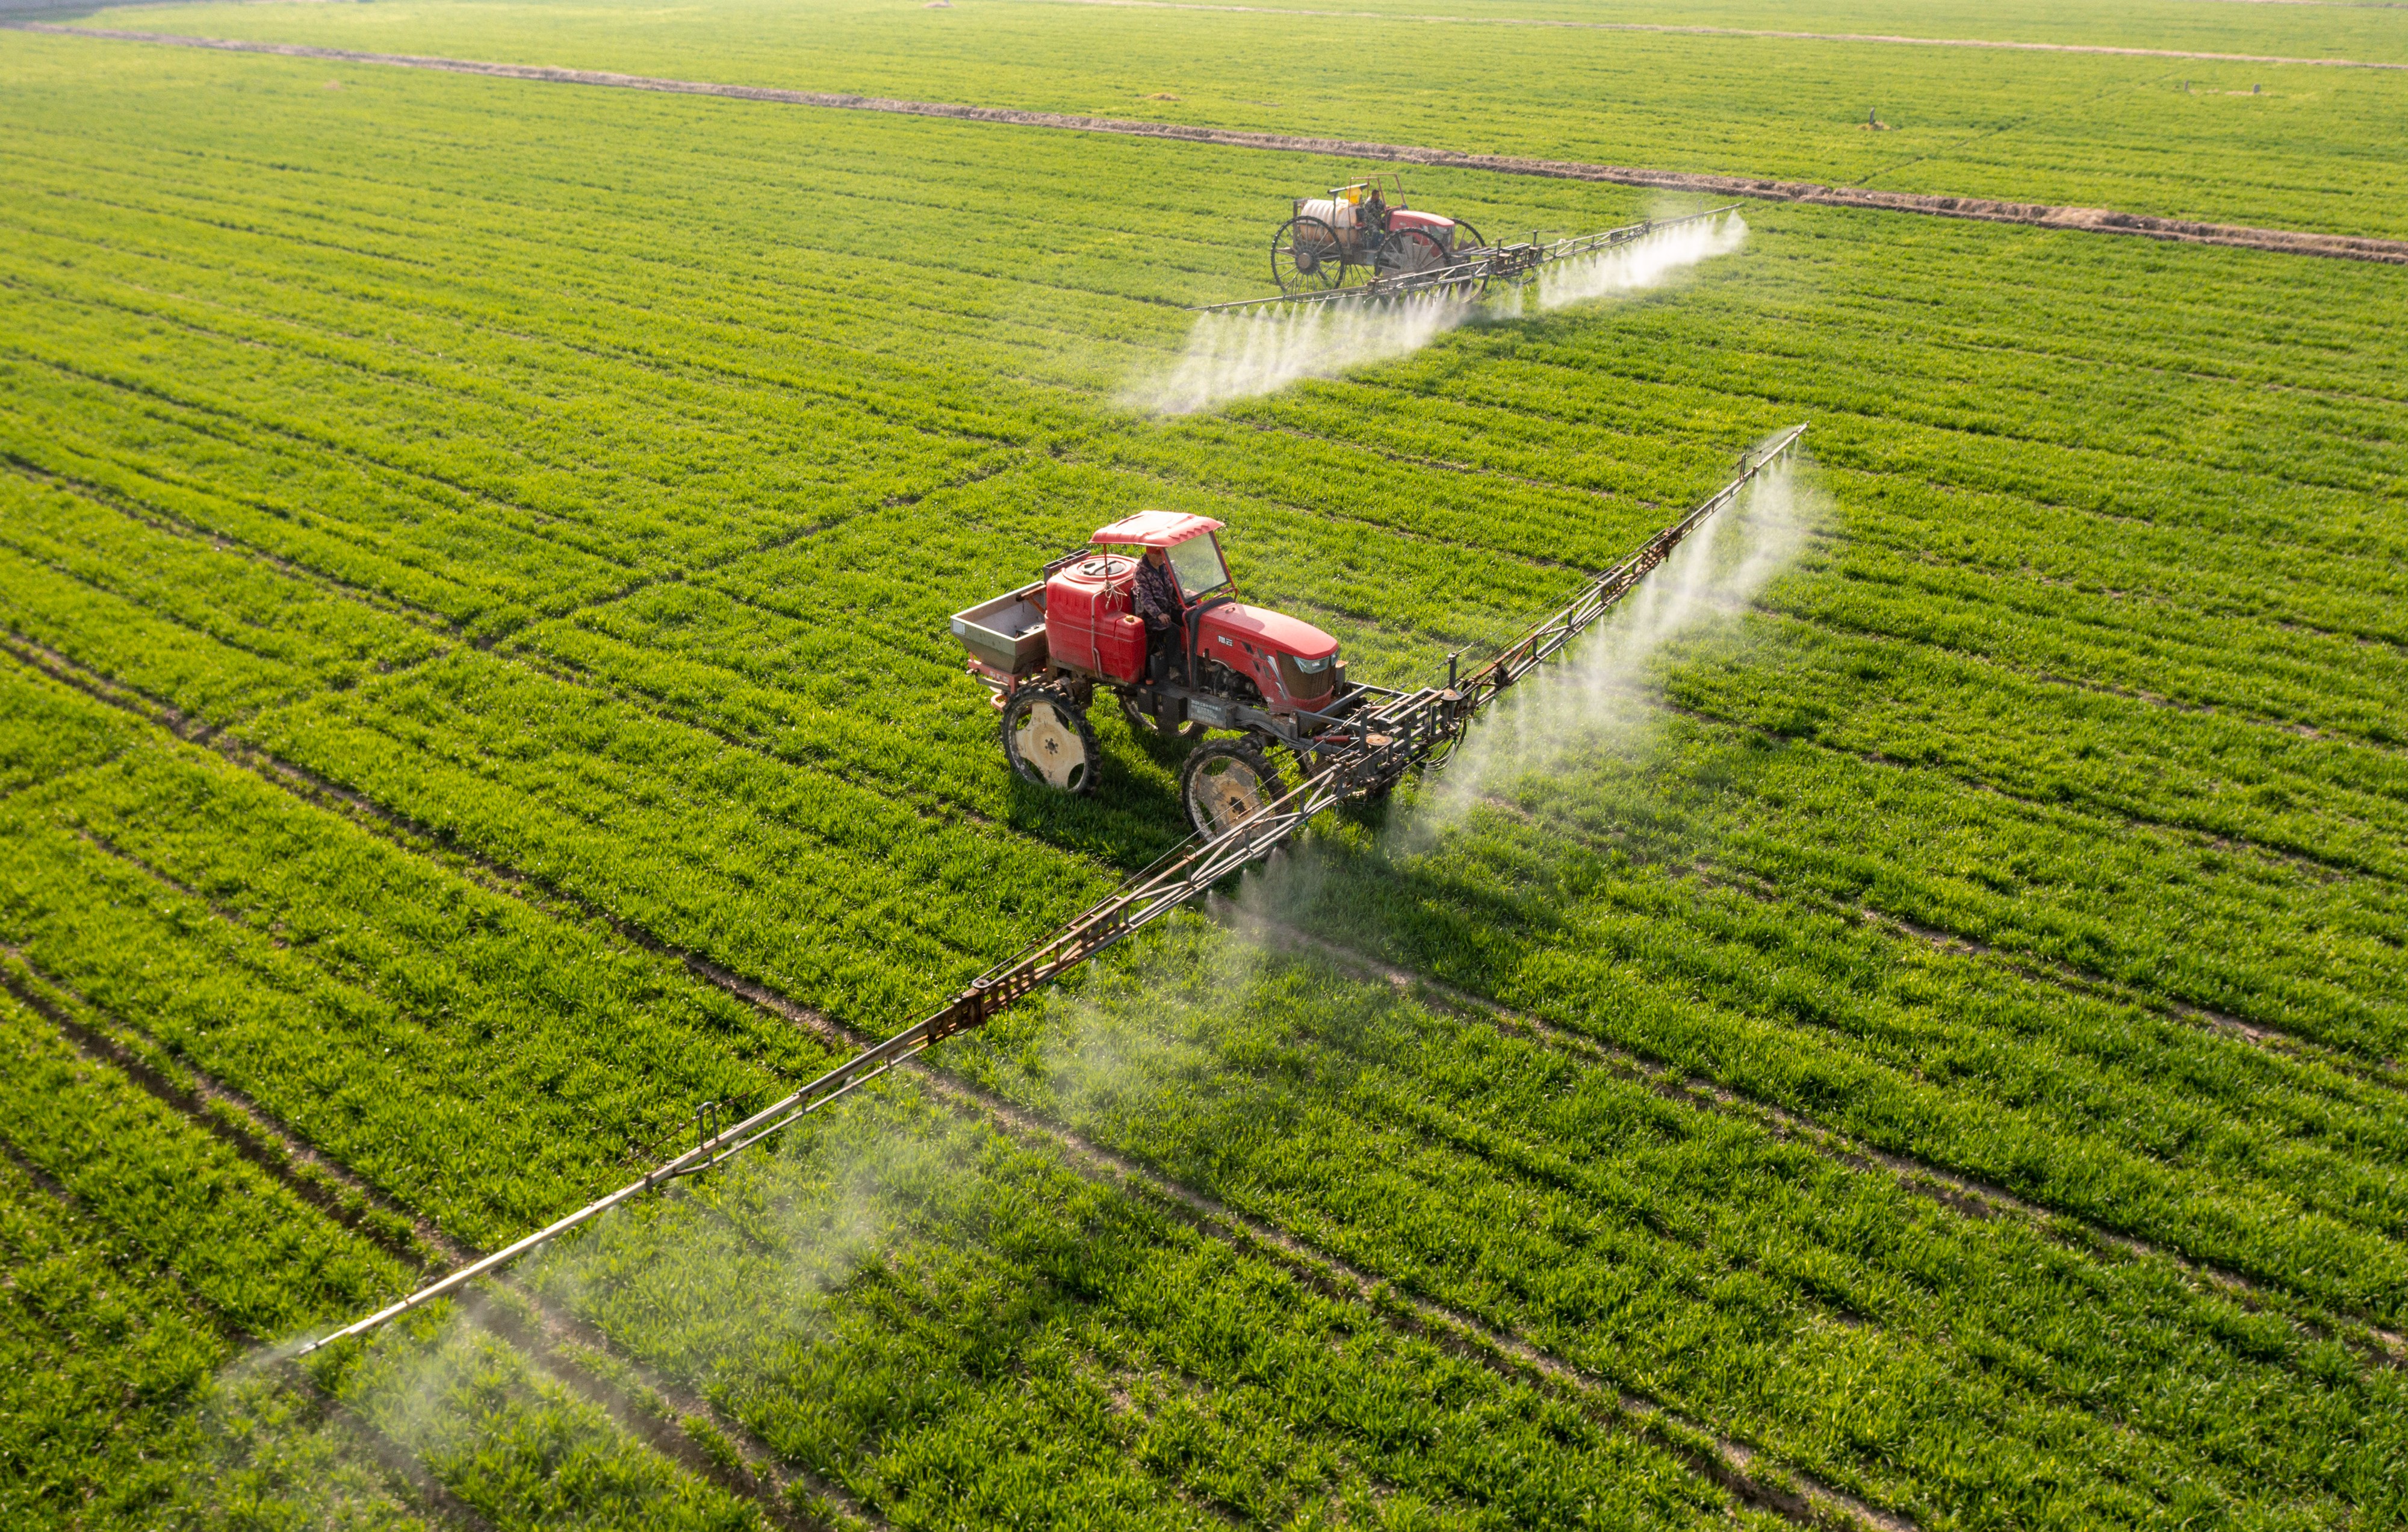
296;423;1807;1357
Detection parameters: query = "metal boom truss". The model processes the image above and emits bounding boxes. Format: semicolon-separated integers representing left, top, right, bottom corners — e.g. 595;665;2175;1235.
297;421;1807;1357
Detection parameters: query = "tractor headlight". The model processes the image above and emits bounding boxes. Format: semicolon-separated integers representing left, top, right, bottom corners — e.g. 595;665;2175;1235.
1277;651;1336;698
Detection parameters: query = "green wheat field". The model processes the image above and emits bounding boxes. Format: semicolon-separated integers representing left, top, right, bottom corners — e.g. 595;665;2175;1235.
2;1;2403;1527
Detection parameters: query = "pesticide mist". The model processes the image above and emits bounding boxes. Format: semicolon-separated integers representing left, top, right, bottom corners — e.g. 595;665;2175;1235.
1412;446;1817;833
1129;211;1748;414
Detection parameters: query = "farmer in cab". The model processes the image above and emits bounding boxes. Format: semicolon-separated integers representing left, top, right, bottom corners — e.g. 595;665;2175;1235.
1134;542;1187;684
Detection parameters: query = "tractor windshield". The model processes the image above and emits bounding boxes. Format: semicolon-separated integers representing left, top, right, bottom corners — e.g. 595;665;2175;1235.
1169;533;1232;600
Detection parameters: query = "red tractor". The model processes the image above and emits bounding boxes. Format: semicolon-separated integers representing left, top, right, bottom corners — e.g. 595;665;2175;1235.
1272;173;1486;295
952;510;1407;836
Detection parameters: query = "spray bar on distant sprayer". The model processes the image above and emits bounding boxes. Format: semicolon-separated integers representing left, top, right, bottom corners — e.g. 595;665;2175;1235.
295;422;1807;1357
1189;204;1743;315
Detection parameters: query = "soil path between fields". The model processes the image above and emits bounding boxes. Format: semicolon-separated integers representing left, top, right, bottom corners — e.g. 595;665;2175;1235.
16;22;2408;265
1037;0;2408;70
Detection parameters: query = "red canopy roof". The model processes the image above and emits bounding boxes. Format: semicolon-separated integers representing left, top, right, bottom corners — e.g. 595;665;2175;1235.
1090;510;1224;548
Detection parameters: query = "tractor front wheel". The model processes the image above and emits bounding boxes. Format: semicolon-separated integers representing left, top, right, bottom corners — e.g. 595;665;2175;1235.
1271;216;1344;294
1179;738;1284;838
1002;686;1100;796
1379;226;1483;299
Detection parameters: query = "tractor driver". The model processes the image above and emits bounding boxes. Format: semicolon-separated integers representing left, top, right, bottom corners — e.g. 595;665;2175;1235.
1133;543;1188;684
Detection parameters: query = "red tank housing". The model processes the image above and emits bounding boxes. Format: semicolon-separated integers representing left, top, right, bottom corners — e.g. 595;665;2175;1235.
1044;555;1147;684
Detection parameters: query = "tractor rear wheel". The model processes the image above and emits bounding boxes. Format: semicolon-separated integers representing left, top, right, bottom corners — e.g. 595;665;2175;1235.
1002;686;1100;796
1272;216;1344;294
1179;738;1284;838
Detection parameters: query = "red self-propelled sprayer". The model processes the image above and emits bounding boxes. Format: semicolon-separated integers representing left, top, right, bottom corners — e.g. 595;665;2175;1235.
296;424;1807;1356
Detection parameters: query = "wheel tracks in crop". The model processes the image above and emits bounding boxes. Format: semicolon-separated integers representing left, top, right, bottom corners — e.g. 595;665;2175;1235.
541;445;1027;630
1;453;474;642
1401;354;2403;518
12;247;1057;521
695;961;1918;1532
1752;584;2408;764
1645;689;2403;893
0;1115;503;1532
14;129;1208;358
0;947;875;1532
1799;533;2408;721
10;340;648;578
1264;825;2408;1372
1474;762;2407;1100
1617;810;2408;1118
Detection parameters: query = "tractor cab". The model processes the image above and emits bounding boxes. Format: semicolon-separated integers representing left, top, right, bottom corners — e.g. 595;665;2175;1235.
949;510;1357;834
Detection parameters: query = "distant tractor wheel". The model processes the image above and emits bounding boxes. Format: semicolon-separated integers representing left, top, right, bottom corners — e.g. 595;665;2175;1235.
1179;738;1284;838
1002;686;1100;796
1119;690;1203;743
1450;220;1487;254
1376;227;1453;282
1272;215;1344;294
1377;226;1464;297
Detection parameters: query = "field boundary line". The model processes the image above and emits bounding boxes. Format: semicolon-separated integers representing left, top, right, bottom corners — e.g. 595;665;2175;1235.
12;23;2406;265
0;943;872;1532
1032;0;2408;70
0;641;1916;1532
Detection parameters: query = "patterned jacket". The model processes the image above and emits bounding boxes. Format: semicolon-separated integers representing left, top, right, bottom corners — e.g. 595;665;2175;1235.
1132;556;1185;634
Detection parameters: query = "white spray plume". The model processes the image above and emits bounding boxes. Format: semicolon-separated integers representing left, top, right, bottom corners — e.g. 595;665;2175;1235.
1127;290;1472;415
1413;450;1816;833
1128;211;1748;414
1534;211;1748;311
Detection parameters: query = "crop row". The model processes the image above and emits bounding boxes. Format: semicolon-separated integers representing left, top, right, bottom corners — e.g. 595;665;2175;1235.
1490;698;2408;1065
0;972;809;1531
